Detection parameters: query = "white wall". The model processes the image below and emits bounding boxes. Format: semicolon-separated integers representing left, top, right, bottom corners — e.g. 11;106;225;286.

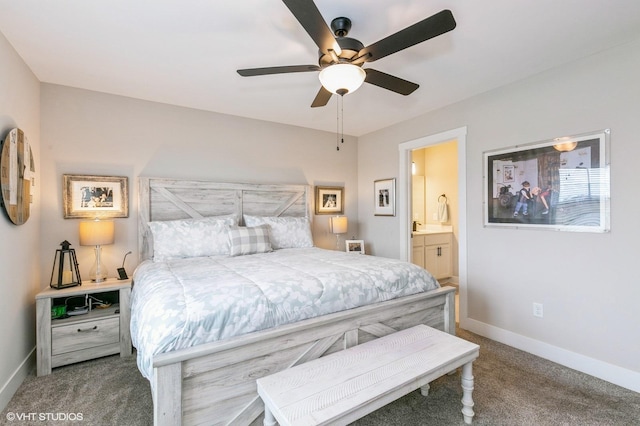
357;38;640;391
39;85;359;285
0;31;40;410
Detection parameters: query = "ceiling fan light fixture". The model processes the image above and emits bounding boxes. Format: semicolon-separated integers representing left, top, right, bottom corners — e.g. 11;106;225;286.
319;64;366;95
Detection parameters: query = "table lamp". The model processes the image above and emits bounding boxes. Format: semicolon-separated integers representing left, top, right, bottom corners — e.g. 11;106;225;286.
79;219;114;283
330;216;348;250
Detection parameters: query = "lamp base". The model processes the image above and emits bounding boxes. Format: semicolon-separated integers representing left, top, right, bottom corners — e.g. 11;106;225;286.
89;270;108;283
90;246;108;283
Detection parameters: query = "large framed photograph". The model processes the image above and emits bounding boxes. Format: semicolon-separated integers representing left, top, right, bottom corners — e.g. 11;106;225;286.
315;186;344;215
374;178;396;216
345;239;365;254
63;174;129;219
484;129;610;232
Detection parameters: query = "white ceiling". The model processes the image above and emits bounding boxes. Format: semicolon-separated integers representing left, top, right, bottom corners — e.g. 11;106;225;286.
1;0;640;136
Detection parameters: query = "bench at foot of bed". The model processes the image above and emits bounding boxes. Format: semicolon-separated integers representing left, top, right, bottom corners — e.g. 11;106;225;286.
257;324;479;426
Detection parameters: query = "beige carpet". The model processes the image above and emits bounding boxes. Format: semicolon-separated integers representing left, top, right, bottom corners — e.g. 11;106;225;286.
3;328;638;425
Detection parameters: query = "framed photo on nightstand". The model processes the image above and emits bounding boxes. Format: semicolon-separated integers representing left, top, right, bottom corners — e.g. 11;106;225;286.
345;240;365;254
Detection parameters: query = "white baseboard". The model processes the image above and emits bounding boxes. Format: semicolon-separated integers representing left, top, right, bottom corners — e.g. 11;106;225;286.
0;347;36;412
461;318;640;393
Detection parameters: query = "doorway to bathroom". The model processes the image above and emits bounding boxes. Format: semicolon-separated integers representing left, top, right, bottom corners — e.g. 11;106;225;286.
398;126;467;325
411;141;458;284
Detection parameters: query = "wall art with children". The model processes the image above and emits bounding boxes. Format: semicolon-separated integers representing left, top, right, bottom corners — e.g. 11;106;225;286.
483;130;610;233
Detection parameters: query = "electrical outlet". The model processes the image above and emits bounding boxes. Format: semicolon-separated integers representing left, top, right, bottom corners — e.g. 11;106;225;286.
533;302;543;318
432;212;437;220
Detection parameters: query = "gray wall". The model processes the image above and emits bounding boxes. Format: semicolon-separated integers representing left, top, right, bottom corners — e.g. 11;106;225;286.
357;38;640;390
0;31;40;409
39;85;359;285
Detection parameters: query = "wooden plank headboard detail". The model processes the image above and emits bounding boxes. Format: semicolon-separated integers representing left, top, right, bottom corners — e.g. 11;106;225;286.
138;177;312;261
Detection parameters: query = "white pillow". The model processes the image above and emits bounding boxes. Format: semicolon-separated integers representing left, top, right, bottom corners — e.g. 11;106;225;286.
149;214;238;261
243;215;314;249
228;225;273;256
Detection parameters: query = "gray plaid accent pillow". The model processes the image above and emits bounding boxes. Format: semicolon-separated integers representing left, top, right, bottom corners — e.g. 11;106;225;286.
243;215;314;249
228;225;273;256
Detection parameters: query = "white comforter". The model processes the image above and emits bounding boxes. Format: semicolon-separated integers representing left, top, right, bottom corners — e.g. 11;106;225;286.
130;247;439;380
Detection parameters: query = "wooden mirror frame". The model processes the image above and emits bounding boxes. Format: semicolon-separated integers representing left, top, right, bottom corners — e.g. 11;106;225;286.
1;128;34;225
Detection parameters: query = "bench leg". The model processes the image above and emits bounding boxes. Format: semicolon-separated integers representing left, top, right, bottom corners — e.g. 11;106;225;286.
264;406;277;426
461;361;475;424
420;383;430;396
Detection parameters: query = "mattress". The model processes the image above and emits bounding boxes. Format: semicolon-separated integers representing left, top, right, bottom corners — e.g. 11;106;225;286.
130;247;439;380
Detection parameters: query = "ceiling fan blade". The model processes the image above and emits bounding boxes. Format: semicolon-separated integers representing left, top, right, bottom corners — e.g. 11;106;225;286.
359;9;456;62
237;65;320;77
311;86;332;108
364;69;419;95
282;0;341;56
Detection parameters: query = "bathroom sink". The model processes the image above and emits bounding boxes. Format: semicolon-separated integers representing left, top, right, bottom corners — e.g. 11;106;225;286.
412;225;453;235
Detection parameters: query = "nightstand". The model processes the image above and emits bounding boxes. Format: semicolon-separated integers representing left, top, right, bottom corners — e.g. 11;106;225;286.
36;278;132;376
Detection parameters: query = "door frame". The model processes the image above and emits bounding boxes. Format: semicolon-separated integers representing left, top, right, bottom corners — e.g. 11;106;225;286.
398;126;468;326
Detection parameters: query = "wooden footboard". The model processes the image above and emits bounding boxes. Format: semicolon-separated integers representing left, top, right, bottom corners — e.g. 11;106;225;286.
151;286;456;426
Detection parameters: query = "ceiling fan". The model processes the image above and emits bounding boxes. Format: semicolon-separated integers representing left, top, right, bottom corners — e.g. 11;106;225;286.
237;0;456;108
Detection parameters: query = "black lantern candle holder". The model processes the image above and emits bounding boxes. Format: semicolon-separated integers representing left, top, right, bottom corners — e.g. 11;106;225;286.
50;240;82;289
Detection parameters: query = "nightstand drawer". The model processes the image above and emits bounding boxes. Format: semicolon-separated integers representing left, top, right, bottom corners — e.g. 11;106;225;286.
52;317;119;355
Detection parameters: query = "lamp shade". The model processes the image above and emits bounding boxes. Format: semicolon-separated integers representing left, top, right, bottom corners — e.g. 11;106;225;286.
79;220;115;246
331;216;348;234
319;64;366;95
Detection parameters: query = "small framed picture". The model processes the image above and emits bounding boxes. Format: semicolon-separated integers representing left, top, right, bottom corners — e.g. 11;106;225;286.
503;165;514;183
346;239;365;254
315;186;344;215
63;174;129;219
374;178;396;216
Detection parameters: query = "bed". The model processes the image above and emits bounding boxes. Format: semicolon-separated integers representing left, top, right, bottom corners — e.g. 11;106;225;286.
133;177;457;426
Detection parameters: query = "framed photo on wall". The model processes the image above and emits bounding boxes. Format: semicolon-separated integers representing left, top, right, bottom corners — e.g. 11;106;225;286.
374;178;395;216
63;174;129;219
345;239;365;254
483;129;610;232
315;186;344;215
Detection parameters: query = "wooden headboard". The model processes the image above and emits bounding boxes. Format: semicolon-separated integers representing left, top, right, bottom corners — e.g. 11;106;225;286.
138;177;312;261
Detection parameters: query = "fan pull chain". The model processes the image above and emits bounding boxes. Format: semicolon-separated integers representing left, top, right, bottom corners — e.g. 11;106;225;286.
336;95;340;151
336;94;345;151
341;95;344;147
